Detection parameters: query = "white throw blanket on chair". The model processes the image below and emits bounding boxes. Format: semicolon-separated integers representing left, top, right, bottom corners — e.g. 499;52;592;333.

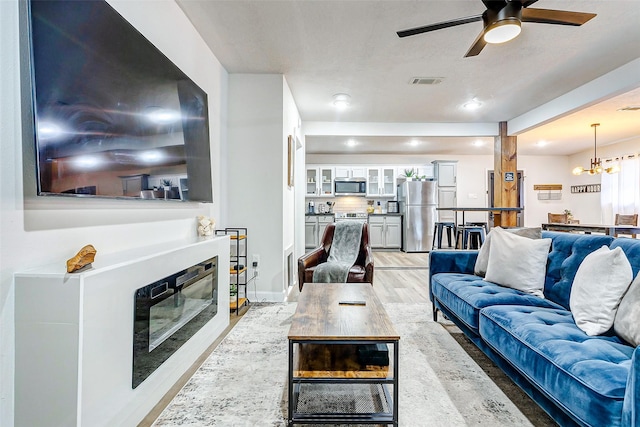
312;220;363;283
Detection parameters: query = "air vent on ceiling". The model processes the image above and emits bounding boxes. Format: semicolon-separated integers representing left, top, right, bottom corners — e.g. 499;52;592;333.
410;77;444;85
618;106;640;111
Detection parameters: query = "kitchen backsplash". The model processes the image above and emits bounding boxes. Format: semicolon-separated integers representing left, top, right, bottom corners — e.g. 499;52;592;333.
308;197;394;214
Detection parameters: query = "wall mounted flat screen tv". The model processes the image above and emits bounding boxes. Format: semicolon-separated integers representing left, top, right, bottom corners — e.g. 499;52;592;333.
26;0;213;202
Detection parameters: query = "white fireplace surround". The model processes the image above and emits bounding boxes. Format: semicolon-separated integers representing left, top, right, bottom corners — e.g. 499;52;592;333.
14;236;230;427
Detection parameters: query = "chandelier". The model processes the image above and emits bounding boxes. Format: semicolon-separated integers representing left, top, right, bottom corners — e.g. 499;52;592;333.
572;123;620;175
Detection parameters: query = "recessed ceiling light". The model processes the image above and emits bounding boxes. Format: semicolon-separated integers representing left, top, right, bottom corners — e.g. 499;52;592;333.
462;98;482;110
536;140;548;147
345;139;357;147
472;140;484;147
333;93;351;110
408;139;421;146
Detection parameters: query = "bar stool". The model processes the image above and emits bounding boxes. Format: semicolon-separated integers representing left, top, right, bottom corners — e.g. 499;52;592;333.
432;222;456;249
455;225;486;249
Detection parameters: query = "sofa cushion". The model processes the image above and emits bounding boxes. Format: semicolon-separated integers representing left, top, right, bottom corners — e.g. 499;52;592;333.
611;238;640;278
615;272;640;346
480;305;633;426
431;273;561;333
570;246;632;336
484;228;551;297
542;231;614;309
474;227;542;277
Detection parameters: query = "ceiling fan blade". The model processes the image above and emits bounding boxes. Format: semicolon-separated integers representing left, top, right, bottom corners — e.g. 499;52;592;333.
397;14;482;38
464;29;488;57
522;8;596;26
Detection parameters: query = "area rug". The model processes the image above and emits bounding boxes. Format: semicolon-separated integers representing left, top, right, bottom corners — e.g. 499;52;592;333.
153;303;533;426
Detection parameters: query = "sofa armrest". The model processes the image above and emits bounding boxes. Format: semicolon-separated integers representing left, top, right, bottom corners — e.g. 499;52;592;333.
428;250;479;303
623;345;640;426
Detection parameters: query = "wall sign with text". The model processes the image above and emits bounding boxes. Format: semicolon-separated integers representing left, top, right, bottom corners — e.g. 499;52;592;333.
571;184;601;194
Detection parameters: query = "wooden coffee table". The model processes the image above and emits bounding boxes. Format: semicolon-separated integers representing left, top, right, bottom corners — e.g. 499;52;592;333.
287;283;400;426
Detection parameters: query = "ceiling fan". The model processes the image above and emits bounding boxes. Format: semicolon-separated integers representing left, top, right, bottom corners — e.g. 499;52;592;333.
396;0;596;57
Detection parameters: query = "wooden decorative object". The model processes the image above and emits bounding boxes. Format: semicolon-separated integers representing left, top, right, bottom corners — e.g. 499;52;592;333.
534;184;563;191
66;245;97;273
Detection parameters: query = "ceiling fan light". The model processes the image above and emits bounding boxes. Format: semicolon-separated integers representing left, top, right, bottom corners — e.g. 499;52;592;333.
484;20;521;44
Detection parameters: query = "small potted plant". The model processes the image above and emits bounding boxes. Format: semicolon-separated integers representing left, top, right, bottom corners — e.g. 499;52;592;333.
563;209;573;221
402;168;416;180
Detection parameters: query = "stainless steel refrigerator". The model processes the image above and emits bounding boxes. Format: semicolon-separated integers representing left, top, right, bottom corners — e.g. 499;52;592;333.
397;180;438;252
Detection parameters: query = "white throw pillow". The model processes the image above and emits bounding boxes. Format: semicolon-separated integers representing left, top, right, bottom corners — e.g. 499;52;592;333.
570;246;632;336
474;227;542;277
484;227;552;298
614;272;640;346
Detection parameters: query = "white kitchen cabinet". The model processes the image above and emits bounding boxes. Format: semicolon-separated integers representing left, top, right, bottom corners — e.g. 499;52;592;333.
368;215;401;249
306;166;334;197
369;217;384;248
305;214;334;249
385;216;402;248
367;167;397;197
437;188;457;222
433;161;458;223
305;216;318;248
434;161;457;186
416;165;435;179
335;166;366;179
318;215;333;242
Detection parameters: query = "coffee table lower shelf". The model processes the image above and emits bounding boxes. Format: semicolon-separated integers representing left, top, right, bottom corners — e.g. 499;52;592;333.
288;341;399;426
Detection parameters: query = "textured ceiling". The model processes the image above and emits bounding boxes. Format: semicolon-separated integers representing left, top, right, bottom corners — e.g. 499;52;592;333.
176;0;640;156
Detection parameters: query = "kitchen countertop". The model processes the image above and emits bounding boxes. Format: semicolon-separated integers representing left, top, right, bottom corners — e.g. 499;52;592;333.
305;213;335;216
368;212;402;216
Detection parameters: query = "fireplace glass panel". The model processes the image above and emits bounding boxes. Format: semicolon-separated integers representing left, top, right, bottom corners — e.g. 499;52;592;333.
133;256;218;388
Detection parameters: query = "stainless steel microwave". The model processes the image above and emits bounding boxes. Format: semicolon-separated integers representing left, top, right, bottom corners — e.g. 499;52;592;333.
334;178;367;196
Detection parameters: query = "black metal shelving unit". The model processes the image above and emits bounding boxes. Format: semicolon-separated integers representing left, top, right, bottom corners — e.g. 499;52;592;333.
215;227;249;314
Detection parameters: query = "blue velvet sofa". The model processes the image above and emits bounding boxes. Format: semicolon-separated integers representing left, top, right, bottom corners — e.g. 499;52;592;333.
429;231;640;427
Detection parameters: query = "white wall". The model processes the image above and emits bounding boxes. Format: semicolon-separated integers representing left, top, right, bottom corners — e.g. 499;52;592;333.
227;74;300;301
0;1;228;424
282;78;302;289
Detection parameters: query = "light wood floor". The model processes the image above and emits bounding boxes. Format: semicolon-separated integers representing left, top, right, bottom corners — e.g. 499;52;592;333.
287;250;431;304
139;250;430;426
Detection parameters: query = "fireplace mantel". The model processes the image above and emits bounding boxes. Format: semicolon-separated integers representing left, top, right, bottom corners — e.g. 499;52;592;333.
15;236;230;427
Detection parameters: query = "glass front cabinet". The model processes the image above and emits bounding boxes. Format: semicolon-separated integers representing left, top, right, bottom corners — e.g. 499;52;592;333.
306;166;334;197
367;167;396;197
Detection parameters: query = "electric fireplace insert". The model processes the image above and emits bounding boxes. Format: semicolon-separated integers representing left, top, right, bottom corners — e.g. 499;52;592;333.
133;256;218;388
